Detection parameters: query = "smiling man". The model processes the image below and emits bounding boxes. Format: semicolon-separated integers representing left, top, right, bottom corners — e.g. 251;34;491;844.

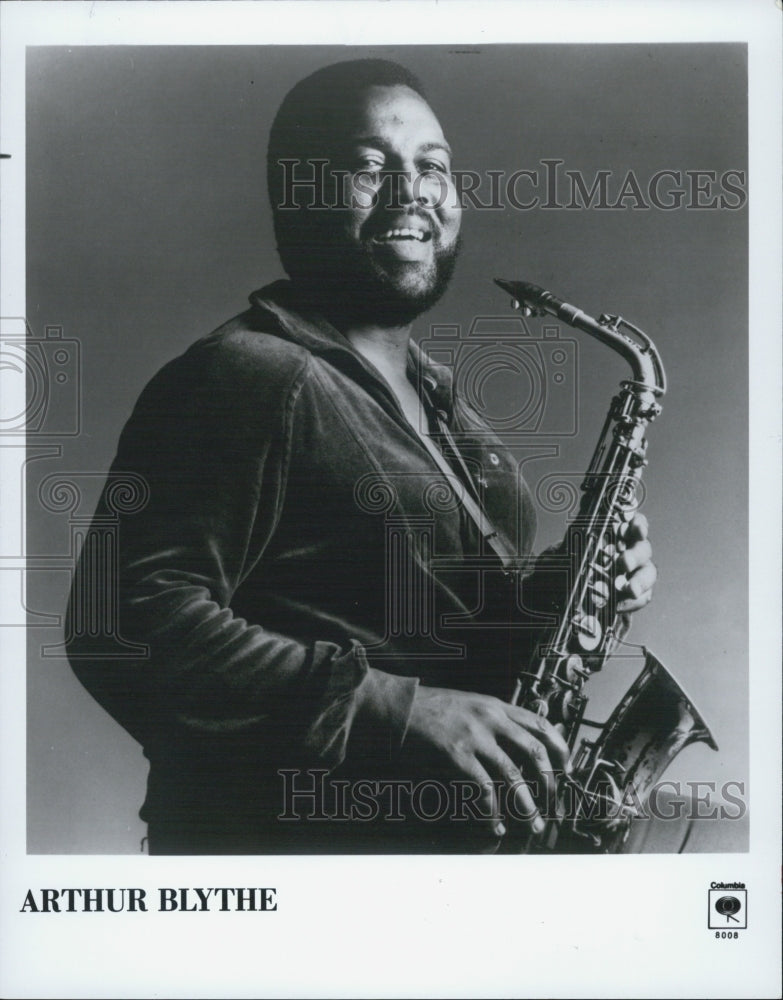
66;59;656;854
266;61;462;330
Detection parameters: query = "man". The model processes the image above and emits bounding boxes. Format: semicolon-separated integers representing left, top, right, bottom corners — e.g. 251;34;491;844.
66;59;656;854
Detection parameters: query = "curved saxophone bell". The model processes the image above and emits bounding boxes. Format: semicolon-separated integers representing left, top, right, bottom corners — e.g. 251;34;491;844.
561;649;718;853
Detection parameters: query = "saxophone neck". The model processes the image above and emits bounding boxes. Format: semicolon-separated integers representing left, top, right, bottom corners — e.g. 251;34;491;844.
494;278;667;395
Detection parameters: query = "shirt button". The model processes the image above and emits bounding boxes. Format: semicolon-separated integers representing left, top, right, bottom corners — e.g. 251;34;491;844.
489;452;500;466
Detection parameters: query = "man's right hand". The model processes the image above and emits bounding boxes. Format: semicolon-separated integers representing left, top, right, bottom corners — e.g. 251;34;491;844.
401;685;571;841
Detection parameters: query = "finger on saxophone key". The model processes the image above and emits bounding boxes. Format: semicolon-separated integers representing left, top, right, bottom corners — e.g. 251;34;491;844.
510;779;546;834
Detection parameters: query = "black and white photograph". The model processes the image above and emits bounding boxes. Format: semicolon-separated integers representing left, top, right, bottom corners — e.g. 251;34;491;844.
1;2;781;997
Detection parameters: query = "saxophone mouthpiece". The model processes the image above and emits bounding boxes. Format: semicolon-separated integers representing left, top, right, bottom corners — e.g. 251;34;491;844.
494;278;549;316
493;278;522;298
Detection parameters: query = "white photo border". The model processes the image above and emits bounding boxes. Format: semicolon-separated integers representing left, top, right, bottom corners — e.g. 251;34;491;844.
1;2;780;998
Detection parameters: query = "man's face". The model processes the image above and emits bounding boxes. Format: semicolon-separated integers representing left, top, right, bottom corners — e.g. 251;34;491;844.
297;84;462;325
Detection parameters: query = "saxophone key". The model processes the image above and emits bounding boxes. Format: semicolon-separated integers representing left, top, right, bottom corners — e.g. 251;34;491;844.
561;653;584;683
586;578;610;610
589;560;612;580
571;612;602;651
531;697;549;717
596;541;617;568
550;688;576;724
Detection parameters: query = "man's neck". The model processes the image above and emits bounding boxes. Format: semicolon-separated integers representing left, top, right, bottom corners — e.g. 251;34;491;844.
341;321;429;436
342;322;413;382
291;281;414;381
295;288;429;432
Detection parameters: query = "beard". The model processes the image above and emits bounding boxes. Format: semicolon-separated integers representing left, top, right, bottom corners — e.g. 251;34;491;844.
285;222;462;329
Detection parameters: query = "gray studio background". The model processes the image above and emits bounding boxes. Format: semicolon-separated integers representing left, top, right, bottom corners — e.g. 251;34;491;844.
25;44;748;853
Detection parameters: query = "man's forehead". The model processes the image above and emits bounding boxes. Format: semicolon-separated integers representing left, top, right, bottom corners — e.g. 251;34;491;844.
344;84;449;147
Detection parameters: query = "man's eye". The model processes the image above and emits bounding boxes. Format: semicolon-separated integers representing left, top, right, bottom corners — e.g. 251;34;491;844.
354;158;384;172
420;160;450;176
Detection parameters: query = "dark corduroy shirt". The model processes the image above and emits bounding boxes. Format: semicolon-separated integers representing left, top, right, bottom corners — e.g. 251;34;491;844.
67;281;559;853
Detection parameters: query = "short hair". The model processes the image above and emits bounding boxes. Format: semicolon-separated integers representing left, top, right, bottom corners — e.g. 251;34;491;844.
266;59;428;280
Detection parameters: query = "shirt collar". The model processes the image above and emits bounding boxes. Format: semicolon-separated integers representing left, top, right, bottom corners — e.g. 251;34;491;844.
249;280;354;358
249;280;455;418
406;341;454;419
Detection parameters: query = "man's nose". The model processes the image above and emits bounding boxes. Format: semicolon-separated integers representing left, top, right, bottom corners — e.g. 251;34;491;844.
395;169;419;205
380;169;430;210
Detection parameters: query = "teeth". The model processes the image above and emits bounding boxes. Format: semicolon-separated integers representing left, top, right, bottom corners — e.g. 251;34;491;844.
375;228;427;241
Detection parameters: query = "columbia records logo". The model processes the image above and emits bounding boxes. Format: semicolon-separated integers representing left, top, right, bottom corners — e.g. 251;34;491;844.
708;885;747;931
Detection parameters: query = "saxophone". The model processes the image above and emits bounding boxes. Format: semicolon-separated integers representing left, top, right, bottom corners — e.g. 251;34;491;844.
494;279;717;853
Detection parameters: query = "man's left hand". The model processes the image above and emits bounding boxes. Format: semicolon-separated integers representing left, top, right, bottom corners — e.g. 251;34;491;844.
615;513;657;614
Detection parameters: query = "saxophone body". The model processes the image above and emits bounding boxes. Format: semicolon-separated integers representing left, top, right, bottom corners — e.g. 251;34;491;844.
495;279;717;853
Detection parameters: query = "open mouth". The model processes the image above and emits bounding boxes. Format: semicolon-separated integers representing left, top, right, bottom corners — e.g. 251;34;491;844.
371;227;432;244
